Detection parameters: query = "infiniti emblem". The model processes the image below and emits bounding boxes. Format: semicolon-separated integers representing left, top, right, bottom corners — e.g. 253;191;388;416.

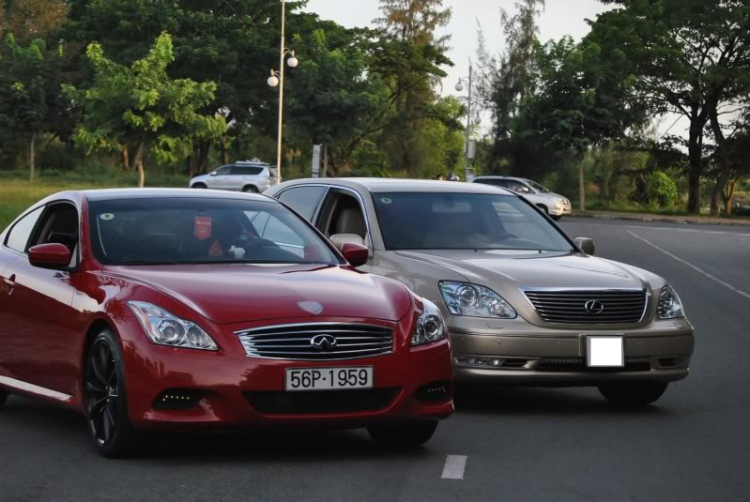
310;334;338;352
584;300;605;314
298;301;324;315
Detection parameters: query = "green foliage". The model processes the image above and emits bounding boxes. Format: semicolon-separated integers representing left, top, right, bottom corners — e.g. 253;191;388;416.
645;171;678;208
63;33;227;184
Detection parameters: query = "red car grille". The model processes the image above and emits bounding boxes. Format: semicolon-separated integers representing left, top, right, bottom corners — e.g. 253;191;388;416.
236;323;394;361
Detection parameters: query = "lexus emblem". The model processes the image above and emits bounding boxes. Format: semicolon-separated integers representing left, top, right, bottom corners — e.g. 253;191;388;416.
310;334;338;352
298;301;324;315
584;300;605;314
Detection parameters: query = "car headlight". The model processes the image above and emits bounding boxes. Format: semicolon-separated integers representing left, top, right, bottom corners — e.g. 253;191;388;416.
412;298;447;347
657;285;685;319
128;301;218;351
439;282;517;319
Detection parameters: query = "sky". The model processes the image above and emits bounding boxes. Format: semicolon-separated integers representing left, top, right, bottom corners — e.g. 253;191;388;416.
304;0;687;139
305;0;611;96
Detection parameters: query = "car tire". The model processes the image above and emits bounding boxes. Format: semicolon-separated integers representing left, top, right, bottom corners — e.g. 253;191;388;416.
551;215;563;221
192;183;207;189
0;388;7;409
598;382;669;408
367;420;439;448
537;204;550;215
242;186;259;193
84;329;140;458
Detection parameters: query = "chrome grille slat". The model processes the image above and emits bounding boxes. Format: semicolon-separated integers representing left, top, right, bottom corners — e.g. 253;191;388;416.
237;322;394;361
523;289;648;325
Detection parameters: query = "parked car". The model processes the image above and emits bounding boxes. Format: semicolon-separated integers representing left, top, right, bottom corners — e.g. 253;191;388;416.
266;179;695;407
0;189;454;457
472;176;571;220
189;159;278;193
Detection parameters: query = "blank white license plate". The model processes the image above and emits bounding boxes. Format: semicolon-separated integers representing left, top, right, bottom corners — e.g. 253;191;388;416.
286;367;373;392
587;336;625;367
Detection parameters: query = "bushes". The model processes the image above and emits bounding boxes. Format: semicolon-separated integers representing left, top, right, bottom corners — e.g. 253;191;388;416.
645;171;678;208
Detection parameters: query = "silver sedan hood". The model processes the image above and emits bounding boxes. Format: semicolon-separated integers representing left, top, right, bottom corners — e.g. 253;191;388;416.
395;250;656;290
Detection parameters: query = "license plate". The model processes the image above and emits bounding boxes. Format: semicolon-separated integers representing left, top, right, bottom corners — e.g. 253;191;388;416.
587;336;624;367
286;367;373;392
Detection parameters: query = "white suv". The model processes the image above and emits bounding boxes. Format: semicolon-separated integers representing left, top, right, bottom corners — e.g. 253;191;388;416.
189;160;278;193
472;176;572;220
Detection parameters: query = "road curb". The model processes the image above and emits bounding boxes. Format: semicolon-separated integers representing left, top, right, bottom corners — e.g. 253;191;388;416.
570;212;750;227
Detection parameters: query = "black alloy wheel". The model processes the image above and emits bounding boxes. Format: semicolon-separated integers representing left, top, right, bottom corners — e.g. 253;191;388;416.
84;330;138;458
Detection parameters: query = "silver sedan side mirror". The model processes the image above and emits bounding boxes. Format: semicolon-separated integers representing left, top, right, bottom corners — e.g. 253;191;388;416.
574;237;596;256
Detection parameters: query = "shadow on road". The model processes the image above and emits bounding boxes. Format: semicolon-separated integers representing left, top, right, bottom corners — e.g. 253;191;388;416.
454;385;675;417
0;396;431;462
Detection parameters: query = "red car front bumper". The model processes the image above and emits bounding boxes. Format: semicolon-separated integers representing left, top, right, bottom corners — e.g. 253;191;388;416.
118;317;454;431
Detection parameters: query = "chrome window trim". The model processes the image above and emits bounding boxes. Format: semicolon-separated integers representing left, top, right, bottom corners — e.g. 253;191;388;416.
275;184;375;254
519;287;651;325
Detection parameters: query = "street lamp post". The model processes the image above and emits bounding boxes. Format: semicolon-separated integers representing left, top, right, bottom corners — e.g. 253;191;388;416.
267;0;298;184
455;64;479;182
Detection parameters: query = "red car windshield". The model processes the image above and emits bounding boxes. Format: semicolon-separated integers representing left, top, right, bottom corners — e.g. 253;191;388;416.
88;197;340;266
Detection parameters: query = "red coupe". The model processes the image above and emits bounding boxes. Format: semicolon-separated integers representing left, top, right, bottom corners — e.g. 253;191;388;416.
0;189;454;457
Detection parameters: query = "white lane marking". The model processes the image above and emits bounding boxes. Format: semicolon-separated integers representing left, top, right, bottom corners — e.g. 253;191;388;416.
441;455;468;480
627;231;750;300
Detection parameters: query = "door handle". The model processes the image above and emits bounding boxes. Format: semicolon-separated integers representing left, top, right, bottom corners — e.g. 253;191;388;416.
3;274;16;296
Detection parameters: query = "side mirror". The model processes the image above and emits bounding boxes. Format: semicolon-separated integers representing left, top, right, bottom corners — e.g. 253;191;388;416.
341;242;369;268
210;171;218;177
574;237;596;256
29;243;73;270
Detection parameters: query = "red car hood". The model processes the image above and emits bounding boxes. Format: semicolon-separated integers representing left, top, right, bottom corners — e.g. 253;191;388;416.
104;263;412;325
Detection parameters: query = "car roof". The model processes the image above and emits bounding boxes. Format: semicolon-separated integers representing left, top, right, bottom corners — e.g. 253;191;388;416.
280;178;516;196
81;188;274;203
474;176;529;183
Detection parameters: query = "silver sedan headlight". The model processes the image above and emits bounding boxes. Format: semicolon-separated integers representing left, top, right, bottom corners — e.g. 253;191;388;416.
412;298;447;347
128;301;218;351
657;285;685;319
440;282;517;319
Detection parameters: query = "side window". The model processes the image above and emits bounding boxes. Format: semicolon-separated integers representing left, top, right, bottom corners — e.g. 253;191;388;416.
231;166;264;176
245;212;305;257
277;186;327;221
325;194;367;240
5;207;44;253
215;166;231;175
30;204;80;259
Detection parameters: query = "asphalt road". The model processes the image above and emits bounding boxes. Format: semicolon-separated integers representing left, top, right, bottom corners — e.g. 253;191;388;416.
1;217;749;502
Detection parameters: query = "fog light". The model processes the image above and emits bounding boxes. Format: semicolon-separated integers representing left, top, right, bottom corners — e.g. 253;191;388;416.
455;356;506;367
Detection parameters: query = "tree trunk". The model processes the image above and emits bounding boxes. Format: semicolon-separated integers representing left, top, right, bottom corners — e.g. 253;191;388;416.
221;136;230;165
29;133;37;182
197;141;211;174
322;144;329;178
723;179;738;215
687;116;705;214
121;146;130;170
708;104;732;217
578;157;586;212
133;142;146;188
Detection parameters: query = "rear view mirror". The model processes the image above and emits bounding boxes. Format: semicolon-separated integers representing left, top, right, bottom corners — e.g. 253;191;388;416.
341;243;369;268
29;243;72;270
574;237;596;256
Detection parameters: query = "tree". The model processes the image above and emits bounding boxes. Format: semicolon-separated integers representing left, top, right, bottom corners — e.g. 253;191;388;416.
511;37;646;209
590;0;750;214
0;34;64;180
0;0;69;44
64;33;227;187
375;0;453;173
477;0;546;138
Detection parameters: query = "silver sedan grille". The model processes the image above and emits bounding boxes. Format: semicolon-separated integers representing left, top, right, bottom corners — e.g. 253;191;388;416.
236;323;394;361
523;289;648;325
